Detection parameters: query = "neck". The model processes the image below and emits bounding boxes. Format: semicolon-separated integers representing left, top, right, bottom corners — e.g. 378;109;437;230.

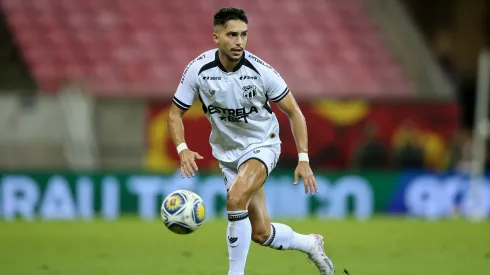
218;50;239;72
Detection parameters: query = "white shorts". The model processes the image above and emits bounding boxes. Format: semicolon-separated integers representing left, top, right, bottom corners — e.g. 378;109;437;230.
219;144;281;190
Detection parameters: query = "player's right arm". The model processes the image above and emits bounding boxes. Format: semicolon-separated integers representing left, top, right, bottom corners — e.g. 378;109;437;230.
167;59;204;178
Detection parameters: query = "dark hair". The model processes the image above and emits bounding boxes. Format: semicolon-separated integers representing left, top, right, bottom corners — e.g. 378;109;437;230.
213;7;248;27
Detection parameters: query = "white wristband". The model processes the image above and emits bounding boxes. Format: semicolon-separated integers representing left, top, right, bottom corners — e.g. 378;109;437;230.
176;143;188;154
298;153;309;162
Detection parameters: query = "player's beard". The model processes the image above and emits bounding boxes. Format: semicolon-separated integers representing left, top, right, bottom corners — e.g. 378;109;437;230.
225;49;242;62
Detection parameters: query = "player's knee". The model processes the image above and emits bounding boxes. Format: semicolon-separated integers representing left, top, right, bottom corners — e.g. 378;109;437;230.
251;224;271;244
226;176;255;210
226;189;248;210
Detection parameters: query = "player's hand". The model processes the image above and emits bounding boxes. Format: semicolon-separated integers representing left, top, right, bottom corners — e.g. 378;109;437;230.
179;149;204;178
293;161;318;194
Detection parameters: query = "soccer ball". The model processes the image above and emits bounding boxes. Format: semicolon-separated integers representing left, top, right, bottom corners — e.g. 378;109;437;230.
160;190;206;234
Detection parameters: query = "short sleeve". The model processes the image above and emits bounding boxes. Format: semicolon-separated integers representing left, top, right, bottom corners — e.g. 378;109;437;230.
173;61;199;110
265;68;289;103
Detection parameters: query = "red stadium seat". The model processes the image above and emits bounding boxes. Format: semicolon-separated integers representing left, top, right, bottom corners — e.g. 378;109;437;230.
1;0;414;97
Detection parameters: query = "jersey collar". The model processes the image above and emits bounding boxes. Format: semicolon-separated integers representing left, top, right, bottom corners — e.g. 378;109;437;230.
215;50;245;73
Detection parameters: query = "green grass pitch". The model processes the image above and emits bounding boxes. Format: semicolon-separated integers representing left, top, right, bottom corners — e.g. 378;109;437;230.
1;217;489;275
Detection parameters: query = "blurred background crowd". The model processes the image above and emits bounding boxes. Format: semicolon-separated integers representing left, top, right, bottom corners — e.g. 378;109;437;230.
0;0;488;174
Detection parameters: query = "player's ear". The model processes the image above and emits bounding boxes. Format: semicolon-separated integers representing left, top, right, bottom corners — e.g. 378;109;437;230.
213;25;222;44
212;31;219;44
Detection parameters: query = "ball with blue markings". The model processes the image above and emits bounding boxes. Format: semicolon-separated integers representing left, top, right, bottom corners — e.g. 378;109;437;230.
160;190;206;234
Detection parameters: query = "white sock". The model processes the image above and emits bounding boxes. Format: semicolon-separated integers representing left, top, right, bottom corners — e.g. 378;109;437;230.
262;223;313;253
227;210;252;275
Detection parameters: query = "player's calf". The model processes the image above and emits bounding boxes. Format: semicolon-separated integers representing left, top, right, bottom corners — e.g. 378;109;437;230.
251;222;271;244
247;188;314;253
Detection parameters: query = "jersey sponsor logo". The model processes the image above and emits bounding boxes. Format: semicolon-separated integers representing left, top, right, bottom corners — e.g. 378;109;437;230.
239;75;258;80
207;105;259;123
180;60;195;84
242;85;258;99
180;54;206;84
202;76;221;80
247;54;282;77
247;54;269;68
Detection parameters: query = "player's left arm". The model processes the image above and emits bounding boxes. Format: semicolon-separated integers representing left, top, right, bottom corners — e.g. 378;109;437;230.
275;92;318;194
263;63;317;194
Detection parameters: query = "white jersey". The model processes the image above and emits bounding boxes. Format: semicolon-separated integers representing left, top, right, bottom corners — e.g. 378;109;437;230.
173;49;290;162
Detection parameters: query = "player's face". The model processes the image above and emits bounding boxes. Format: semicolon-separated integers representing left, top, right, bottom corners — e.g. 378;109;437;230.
213;20;248;62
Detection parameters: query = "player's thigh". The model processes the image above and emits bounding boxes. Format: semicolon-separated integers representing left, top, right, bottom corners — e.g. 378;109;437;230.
248;187;272;242
227;145;280;207
227;158;268;206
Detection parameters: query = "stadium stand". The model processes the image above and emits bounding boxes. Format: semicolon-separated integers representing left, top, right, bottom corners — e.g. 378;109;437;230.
1;0;414;98
0;10;35;91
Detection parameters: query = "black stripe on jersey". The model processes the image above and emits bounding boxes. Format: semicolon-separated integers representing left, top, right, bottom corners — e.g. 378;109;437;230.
264;95;273;114
244;59;260;76
270;87;290;102
173;96;191;110
198;93;207;114
198;60;218;75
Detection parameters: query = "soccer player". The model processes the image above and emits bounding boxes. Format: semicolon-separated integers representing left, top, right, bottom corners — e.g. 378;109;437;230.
167;7;335;275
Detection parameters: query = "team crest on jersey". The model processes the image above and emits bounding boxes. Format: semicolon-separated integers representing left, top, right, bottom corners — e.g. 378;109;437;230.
242;85;258;100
